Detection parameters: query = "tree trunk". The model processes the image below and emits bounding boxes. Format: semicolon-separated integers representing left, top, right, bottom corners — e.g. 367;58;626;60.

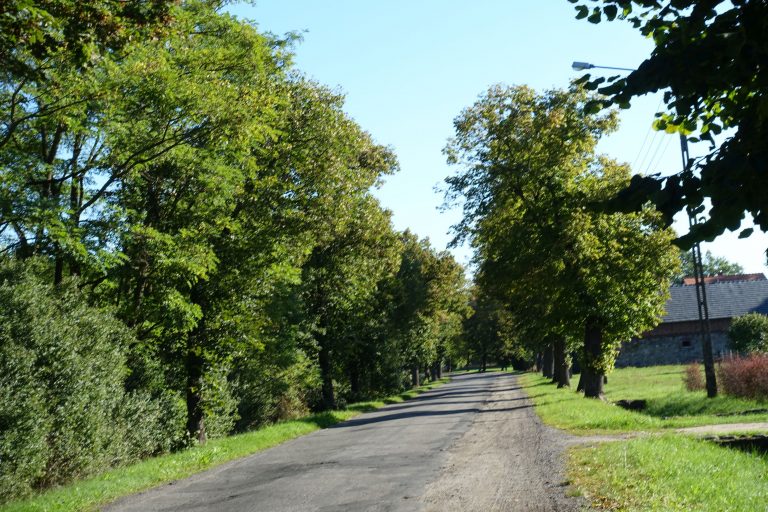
583;316;605;399
535;352;542;372
481;353;487;372
542;344;554;379
411;363;420;388
437;362;443;379
54;246;64;285
429;362;438;381
554;337;570;388
68;138;83;278
185;343;206;445
186;285;208;444
349;365;360;398
319;342;335;409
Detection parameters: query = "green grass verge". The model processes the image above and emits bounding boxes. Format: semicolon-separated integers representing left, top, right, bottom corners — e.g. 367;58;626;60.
521;365;768;510
520;365;768;434
569;434;768;511
2;378;449;512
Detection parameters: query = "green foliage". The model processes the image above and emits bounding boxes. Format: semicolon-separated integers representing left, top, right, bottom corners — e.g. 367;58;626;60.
728;313;768;353
0;0;175;79
0;0;470;498
445;84;679;378
570;0;768;248
675;249;744;283
0;378;449;512
462;290;513;368
0;259;184;500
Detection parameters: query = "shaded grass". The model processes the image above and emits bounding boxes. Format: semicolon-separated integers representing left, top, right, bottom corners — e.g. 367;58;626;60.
520;365;768;434
569;434;768;511
2;378;449;512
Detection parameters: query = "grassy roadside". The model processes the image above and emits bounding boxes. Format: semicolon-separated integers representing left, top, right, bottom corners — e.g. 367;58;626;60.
2;378;449;512
520;366;768;511
520;366;768;434
568;434;768;511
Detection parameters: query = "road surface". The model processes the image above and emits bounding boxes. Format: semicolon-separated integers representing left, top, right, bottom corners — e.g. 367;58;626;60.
105;372;585;512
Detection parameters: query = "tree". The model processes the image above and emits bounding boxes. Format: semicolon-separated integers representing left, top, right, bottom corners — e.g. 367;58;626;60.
301;197;401;410
570;0;768;249
445;84;679;398
385;232;469;386
463;290;511;372
0;0;174;80
675;249;744;283
728;313;768;354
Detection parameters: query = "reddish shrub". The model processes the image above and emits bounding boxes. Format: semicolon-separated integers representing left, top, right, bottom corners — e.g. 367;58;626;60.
717;354;768;400
683;362;705;391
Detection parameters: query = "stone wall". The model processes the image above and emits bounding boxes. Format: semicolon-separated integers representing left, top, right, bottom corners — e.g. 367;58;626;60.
616;330;733;368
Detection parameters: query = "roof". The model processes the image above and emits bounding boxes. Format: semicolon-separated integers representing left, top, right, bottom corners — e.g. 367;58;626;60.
663;279;768;323
681;273;766;285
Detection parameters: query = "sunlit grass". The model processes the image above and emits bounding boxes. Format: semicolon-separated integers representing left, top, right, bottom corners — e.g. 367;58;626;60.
520;365;768;434
569;434;768;511
1;378;449;512
523;365;768;510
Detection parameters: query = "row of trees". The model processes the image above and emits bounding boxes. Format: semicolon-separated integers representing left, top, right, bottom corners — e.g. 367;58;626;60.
444;85;680;397
0;1;469;500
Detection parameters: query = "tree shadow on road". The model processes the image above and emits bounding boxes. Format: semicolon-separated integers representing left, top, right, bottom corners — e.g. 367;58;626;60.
329;404;533;428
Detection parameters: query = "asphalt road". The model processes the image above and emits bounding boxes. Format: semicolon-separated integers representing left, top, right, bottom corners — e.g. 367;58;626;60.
104;372;584;512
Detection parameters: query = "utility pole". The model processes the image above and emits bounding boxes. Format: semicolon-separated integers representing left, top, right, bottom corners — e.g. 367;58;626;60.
680;134;717;397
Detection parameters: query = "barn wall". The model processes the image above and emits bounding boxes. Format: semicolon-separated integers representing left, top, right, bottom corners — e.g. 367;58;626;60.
616;321;734;367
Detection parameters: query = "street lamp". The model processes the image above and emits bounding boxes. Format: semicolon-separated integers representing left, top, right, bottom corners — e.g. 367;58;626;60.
571;61;634;72
572;60;718;398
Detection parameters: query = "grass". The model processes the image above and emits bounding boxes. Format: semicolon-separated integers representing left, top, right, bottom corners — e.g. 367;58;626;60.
569;435;768;511
521;365;768;510
1;377;449;512
519;365;768;434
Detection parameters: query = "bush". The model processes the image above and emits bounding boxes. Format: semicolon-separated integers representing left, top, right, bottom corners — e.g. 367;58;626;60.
728;313;768;354
233;348;320;430
717;354;768;400
682;362;705;391
0;260;185;502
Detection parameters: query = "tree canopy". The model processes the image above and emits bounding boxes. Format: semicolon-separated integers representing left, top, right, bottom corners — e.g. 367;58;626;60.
445;84;679;397
570;0;768;249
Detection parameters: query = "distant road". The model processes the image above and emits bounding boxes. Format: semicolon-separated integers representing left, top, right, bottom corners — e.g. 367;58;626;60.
105;372;584;512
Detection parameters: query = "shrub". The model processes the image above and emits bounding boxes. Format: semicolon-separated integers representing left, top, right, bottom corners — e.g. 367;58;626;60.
682;362;705;391
0;260;185;502
717;354;768;400
728;312;768;353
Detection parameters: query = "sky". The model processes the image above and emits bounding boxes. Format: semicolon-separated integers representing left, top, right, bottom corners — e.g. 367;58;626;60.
228;1;768;275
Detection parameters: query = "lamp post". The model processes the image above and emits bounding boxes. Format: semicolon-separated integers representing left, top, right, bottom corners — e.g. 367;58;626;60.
573;61;717;397
571;61;634;72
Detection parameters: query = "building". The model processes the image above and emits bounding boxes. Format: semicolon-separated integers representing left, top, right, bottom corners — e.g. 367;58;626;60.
616;275;768;367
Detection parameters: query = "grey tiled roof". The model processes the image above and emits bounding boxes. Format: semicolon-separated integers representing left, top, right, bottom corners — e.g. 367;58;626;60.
663;280;768;323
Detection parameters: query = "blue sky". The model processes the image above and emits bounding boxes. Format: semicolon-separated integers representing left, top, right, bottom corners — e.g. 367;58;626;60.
228;1;768;274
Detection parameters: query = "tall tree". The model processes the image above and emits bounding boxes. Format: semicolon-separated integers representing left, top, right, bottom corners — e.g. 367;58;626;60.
445;85;679;398
301;197;401;410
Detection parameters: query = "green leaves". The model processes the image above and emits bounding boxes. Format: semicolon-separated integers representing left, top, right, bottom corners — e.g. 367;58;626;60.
446;84;678;375
571;0;768;246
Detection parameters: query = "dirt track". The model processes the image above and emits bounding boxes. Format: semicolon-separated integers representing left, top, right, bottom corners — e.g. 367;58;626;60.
421;373;587;511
